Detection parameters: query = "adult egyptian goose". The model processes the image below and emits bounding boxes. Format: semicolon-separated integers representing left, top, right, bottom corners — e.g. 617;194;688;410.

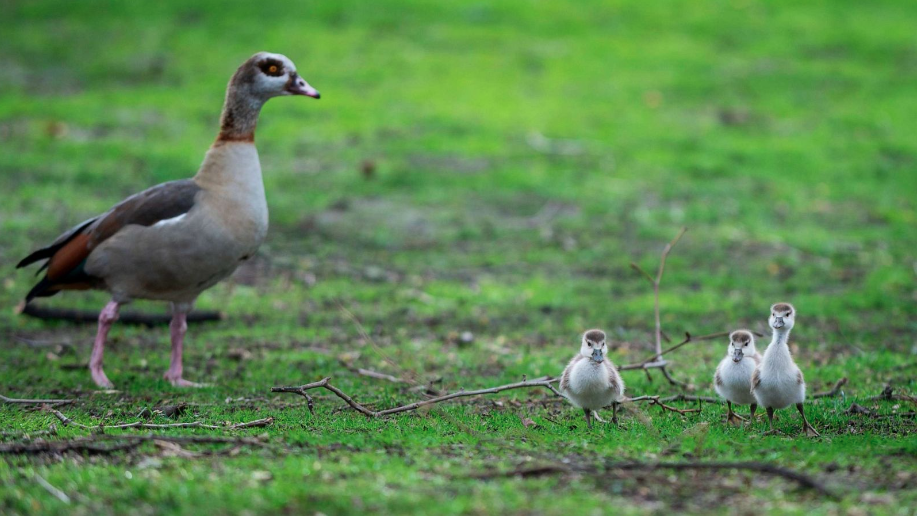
713;330;760;425
751;303;819;436
559;329;626;428
16;52;320;388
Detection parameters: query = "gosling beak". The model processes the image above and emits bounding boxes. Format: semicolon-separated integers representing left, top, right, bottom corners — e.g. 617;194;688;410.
732;348;744;363
287;73;321;98
591;348;604;363
772;317;784;329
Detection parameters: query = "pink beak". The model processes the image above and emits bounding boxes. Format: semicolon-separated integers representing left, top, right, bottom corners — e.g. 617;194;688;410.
287;74;320;98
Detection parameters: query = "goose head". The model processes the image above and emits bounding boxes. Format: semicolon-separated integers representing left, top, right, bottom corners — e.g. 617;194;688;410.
768;302;795;332
727;330;756;363
230;52;320;102
580;329;608;363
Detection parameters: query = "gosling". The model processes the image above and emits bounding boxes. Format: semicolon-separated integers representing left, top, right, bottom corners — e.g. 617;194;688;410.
713;330;761;425
559;329;625;428
751;303;819;436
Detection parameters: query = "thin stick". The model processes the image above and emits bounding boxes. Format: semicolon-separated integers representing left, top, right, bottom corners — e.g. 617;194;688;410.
466;460;833;497
33;473;71;504
623;396;701;415
812;377;848;399
0;434;265;455
630;227;687;361
19;304;222;327
607;461;834;498
1;394;74;405
339;361;408;384
659;394;719;404
49;409;272;431
271;376;564;418
868;385;917;405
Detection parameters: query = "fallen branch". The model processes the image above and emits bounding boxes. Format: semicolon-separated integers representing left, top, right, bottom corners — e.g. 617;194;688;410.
630;227;687;361
19;304;222;327
608;461;834;497
1;394;74;405
618;331;736;371
339;360;408;384
33;473;70;504
869;385;917;405
0;429;57;440
625;396;701;415
466;460;833;497
271;376;563;418
846;403;917;419
0;433;265;455
659;394;719;404
49;410;272;432
812;377;848;399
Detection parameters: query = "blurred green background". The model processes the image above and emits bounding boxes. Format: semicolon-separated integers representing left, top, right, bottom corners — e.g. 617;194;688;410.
1;1;915;514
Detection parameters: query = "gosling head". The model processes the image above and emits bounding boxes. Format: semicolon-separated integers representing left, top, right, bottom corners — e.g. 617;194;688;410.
727;330;757;363
768;302;796;332
580;329;608;363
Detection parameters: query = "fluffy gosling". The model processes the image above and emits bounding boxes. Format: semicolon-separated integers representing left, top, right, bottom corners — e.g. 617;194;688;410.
714;330;761;425
751;303;819;437
559;329;625;428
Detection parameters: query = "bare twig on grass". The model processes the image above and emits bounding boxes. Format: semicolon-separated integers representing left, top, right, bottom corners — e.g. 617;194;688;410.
630;227;687;361
812;377;848;399
49;409;273;432
465;460;833;497
658;394;719;404
869;385;917;405
1;394;73;405
0;429;57;440
618;331;747;371
271;376;563;418
18;304;222;327
0;433;266;455
624;396;701;415
33;473;70;504
338;360;408;384
628;228;698;389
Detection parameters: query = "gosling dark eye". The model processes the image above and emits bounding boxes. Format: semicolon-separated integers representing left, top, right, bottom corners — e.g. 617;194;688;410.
744;343;748;347
587;342;593;347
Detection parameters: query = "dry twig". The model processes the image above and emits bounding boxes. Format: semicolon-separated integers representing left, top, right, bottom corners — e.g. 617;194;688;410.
812;377;848;399
18;304;222;327
49;409;272;432
625;396;701;415
1;394;73;405
466;460;833;497
272;376;563;418
628;228;698;389
630;227;687;361
869;385;917;405
33;473;71;504
0;433;265;455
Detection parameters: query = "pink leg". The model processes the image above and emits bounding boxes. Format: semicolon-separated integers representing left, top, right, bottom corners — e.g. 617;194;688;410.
163;311;201;387
89;300;119;388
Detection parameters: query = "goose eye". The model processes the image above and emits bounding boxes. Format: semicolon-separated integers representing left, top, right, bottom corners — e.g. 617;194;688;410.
268;65;278;74
587;342;593;347
744;343;748;347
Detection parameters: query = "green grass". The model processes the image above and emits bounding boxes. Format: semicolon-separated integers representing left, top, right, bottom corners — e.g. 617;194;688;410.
1;0;916;514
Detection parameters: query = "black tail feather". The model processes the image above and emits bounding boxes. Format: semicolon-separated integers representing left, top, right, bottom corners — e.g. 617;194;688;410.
25;277;60;303
17;248;54;269
17;218;97;269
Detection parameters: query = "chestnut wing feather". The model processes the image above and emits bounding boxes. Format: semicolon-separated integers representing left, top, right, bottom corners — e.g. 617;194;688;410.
20;179;201;301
